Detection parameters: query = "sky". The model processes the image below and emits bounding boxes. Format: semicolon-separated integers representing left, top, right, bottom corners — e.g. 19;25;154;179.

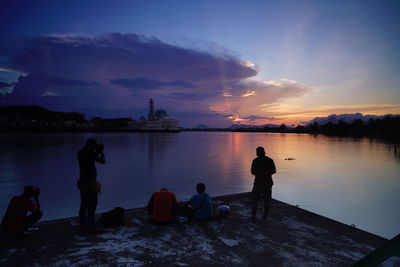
0;0;400;127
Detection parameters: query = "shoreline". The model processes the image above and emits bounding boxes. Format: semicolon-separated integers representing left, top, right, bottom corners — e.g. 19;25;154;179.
0;128;182;133
2;192;398;266
37;192;386;239
0;128;397;140
38;192;388;239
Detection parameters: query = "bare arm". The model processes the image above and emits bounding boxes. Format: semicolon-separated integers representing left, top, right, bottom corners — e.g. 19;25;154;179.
95;152;105;164
172;194;178;207
251;160;256;175
33;197;40;210
146;195;154;215
270;159;276;175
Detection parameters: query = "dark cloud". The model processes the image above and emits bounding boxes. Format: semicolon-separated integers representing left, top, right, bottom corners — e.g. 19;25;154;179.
1;74;105;110
0;81;13;88
4;33;256;83
0;33;314;126
168;92;213;101
0;33;259;123
17;74;95;88
0;76;13;87
110;78;197;90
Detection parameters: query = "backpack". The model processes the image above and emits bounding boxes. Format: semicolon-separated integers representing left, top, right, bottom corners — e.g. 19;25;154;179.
100;207;125;227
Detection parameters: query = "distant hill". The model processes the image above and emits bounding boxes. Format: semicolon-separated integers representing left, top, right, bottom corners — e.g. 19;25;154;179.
306;113;400;125
230;124;279;129
195;124;209;129
0;105;85;122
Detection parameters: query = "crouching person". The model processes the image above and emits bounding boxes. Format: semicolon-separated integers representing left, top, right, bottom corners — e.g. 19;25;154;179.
147;188;178;225
183;183;213;221
1;185;43;236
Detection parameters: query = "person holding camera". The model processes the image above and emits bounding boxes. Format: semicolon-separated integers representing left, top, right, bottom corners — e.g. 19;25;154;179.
77;138;105;233
1;185;43;236
251;146;276;220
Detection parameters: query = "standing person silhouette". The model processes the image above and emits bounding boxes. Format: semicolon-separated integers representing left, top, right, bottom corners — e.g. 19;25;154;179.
251;146;276;220
77;138;105;233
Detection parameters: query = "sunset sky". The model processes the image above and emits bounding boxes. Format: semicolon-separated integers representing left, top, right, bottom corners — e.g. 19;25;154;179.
1;0;399;127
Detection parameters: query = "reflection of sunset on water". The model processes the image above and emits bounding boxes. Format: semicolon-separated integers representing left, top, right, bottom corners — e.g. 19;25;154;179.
0;132;399;239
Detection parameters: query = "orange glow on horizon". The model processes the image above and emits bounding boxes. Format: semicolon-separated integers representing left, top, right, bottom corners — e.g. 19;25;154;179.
226;103;400;126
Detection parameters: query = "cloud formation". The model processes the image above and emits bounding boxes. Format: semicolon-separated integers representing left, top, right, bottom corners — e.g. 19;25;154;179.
225;114;279;125
0;33;315;126
110;78;197;90
208;78;315;125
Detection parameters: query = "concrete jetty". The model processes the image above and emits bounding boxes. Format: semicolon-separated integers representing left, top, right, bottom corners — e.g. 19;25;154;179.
1;192;399;266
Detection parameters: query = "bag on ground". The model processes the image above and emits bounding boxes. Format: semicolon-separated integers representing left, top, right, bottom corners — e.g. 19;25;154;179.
100;207;125;227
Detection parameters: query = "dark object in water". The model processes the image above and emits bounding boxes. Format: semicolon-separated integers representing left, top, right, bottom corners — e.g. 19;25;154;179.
285;158;295;160
100;207;125;227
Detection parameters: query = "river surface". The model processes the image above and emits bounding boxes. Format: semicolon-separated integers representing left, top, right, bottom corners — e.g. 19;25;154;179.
0;132;399;238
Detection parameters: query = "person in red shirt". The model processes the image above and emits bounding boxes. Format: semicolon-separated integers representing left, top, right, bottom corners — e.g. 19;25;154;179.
1;185;43;235
146;188;178;224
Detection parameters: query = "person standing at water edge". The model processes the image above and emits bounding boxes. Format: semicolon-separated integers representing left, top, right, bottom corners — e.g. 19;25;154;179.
77;138;105;233
251;146;276;220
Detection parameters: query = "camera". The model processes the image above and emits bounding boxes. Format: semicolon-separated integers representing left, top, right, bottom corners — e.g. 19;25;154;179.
96;143;104;153
34;187;41;198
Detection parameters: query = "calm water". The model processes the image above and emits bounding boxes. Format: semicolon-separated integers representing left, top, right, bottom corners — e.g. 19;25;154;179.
0;132;399;238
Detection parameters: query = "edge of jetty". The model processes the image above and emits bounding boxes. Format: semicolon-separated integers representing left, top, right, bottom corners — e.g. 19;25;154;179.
1;192;399;266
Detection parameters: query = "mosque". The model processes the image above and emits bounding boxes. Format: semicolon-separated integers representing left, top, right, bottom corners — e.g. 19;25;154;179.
127;99;180;131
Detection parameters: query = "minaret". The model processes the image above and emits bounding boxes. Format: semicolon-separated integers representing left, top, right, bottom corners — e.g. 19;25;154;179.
148;98;155;121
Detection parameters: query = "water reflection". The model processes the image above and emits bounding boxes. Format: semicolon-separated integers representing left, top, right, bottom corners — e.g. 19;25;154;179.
0;132;399;238
147;133;175;173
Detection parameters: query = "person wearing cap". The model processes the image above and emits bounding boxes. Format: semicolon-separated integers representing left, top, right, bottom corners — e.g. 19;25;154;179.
1;185;43;236
147;188;178;224
251;146;276;220
77;138;106;233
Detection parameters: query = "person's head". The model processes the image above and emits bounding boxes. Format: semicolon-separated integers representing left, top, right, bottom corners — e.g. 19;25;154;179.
256;146;265;157
85;138;97;149
23;185;36;198
196;183;205;193
160;188;168;192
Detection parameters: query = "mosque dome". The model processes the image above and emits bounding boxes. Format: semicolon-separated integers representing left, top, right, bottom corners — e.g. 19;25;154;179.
154;109;168;120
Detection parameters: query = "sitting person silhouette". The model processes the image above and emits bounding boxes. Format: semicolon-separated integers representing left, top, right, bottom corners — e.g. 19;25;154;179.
183;183;213;221
1;185;43;236
147;188;178;224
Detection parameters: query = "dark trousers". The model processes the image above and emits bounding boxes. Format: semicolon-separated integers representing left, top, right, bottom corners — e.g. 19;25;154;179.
26;210;43;230
252;186;272;217
79;188;98;229
181;206;195;219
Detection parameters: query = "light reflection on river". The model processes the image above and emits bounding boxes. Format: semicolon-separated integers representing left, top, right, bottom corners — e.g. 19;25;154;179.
0;132;399;238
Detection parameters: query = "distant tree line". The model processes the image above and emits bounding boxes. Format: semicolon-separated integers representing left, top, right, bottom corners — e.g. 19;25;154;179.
1;105;399;139
0;105;132;130
0;105;86;123
293;116;400;138
187;116;400;140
